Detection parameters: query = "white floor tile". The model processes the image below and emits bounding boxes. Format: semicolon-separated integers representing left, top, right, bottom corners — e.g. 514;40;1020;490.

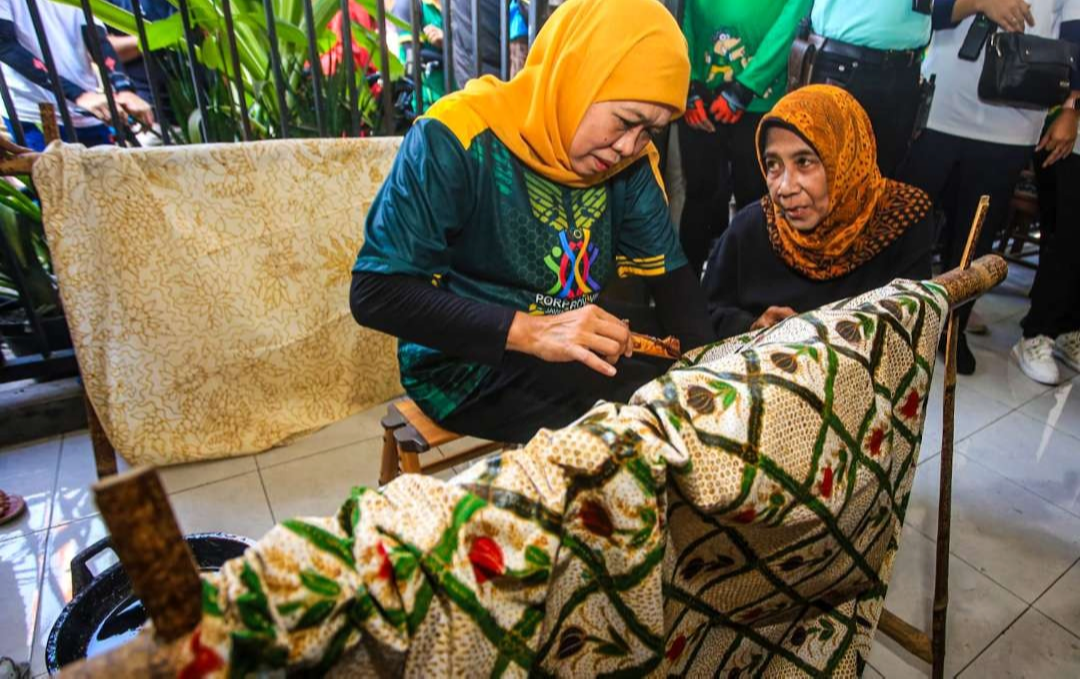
0;532;45;666
0;437;61;541
261;438;386;522
50;432;130;529
971;289;1031;324
960;609;1080;678
863;663;885;679
255;404;388;470
30;516;113;676
158;453;257;495
169;472;275;540
1021;378;1080;443
904;454;1080;603
959;411;1080;518
1035;559;1080;638
869;528;1027;678
920;367;1014;459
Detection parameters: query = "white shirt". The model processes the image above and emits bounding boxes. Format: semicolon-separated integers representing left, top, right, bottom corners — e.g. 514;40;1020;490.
0;0;104;127
923;0;1080;146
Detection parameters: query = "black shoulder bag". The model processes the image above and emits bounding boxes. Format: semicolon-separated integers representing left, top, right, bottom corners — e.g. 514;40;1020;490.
977;28;1078;109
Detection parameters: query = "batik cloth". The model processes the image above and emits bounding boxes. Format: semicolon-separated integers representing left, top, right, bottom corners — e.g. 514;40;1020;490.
193;278;946;678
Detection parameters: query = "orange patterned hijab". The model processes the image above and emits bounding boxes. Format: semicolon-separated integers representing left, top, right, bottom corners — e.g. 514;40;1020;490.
756;85;931;281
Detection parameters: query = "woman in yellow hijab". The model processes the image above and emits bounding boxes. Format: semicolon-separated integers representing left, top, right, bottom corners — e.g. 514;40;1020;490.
703;85;933;339
351;0;713;443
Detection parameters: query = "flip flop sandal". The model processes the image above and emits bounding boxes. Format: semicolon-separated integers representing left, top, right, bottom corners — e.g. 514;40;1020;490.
0;490;27;526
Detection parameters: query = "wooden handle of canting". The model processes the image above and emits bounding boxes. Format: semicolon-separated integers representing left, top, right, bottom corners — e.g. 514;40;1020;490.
931;254;1008;311
92;466;203;640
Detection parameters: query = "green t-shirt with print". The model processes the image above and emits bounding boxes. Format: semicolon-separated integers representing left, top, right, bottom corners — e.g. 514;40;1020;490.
354;119;686;420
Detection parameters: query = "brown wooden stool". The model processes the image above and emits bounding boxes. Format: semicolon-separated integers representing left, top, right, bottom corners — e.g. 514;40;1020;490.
379;398;505;485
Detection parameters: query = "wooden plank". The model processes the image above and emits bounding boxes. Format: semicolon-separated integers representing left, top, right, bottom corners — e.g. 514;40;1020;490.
394;398;461;450
878;609;933;665
93;467;202;641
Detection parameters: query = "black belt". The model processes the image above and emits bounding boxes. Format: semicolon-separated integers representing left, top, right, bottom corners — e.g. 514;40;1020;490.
815;35;922;69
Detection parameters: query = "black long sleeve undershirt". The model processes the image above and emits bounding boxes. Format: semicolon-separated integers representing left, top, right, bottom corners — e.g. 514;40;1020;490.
350;265;716;365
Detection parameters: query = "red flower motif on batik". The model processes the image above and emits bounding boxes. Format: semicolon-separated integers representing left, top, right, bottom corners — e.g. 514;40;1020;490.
468;536;505;584
665;634;687;660
377;542;393;580
32;58;46;71
900;389;921;419
179;629;224;679
733;507;756;524
868;426;886;456
579;499;615;538
819;467;834;499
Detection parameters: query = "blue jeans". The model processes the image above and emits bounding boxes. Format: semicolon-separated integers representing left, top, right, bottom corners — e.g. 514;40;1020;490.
4;119;114;152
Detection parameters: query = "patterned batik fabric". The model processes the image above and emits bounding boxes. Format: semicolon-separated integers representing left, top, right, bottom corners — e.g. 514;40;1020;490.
195;279;947;678
32;139;404;466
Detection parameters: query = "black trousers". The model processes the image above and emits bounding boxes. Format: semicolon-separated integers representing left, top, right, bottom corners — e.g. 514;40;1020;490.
438;299;670;444
898;129;1032;331
1022;153;1080;338
810;52;922;177
677;112;767;277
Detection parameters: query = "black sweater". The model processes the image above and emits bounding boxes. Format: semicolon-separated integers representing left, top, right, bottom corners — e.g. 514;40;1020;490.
703;202;933;339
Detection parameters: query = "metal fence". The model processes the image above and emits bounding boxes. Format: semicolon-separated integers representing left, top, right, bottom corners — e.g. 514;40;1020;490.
0;0;692;384
1;0;556;147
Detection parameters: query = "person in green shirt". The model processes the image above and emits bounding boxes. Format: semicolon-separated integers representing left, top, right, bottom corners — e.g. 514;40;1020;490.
393;0;448;113
351;0;714;444
678;0;812;277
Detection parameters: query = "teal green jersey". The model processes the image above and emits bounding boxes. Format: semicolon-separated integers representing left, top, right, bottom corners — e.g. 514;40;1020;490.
354;119;686;419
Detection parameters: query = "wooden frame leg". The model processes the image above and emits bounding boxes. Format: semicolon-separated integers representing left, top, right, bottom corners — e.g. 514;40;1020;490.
380;425;401;485
85;393;118;479
399;450;422;475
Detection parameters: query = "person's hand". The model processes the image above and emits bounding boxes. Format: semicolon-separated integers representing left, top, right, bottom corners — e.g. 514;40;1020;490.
710;81;753;125
750;306;796;331
115;90;155;130
1036;108;1079;168
506;305;632;376
978;0;1035;33
74;92;111;121
685;96;716;132
423;25;444;48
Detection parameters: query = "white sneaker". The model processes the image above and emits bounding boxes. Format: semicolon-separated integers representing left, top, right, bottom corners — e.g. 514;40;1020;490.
1012;336;1061;385
1054;331;1080;372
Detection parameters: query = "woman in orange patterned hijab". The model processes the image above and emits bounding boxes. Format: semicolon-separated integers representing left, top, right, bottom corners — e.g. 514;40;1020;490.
703;85;933;338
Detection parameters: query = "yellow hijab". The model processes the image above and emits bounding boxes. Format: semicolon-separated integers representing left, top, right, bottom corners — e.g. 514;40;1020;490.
422;0;689;188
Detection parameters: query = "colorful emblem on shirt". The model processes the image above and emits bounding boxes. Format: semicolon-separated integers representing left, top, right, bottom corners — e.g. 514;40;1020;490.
523;172;609;314
705;27;749;87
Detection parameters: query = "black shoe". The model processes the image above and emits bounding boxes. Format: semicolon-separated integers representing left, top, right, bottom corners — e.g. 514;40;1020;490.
938;333;977;375
956;334;976;375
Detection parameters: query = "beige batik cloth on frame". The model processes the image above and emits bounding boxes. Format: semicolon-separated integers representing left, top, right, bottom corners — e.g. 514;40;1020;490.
32;139;404;466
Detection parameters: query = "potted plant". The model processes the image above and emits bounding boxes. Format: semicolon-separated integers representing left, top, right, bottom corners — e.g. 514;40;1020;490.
0;178;71;357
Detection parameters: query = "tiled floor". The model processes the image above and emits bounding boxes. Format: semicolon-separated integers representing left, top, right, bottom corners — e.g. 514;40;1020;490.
3;265;1080;676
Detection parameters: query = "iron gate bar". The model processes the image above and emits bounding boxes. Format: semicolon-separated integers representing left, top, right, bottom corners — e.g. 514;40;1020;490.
441;0;454;92
469;0;480;81
0;67;27;147
261;0;290;138
176;0;211;142
24;0;77;141
409;0;424;115
499;0;508;80
221;0;252;141
373;0;395;135
78;0;130;147
338;0;360;136
301;0;327;137
128;0;172;145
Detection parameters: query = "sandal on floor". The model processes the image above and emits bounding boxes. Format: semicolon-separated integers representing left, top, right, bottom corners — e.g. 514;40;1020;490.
0;490;27;526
